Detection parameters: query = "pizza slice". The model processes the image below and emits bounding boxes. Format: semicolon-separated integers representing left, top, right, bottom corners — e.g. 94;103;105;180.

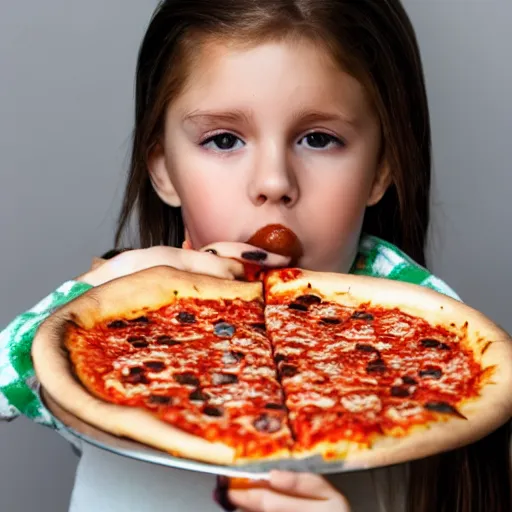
264;268;512;467
33;266;293;464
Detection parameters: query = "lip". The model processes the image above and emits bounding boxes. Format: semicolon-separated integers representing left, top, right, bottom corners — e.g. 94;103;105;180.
245;224;303;264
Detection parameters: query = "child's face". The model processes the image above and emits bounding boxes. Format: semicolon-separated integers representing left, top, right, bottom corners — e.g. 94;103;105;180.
150;38;389;272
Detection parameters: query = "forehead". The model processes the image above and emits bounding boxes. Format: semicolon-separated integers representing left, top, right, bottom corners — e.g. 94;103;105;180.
171;38;374;122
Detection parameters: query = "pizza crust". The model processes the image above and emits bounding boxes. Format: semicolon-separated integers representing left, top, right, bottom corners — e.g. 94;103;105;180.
66;265;262;329
32;266;263;465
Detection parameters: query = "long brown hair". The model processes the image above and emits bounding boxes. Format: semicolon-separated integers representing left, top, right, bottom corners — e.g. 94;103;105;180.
114;1;511;510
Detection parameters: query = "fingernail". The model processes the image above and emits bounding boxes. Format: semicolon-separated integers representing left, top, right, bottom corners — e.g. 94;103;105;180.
241;250;268;262
213;476;237;511
205;248;218;255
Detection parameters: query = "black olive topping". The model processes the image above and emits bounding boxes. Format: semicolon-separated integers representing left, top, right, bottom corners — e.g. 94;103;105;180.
123;367;148;384
157;336;181;346
144;361;166;372
264;403;285;410
214;322;236;338
189;389;210;402
288;303;308;312
108;320;127;329
391;386;410;397
148;395;172;405
419;368;443;379
424;401;466;419
352;311;374;321
295;294;322;306
356;343;378;353
204;405;224;417
130;316;149;324
366;358;386;373
421;338;450;350
177;312;196;324
281;364;298;377
127;336;149;349
320;317;341;325
174;372;200;386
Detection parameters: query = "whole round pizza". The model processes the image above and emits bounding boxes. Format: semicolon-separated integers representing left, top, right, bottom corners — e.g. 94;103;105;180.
32;237;512;471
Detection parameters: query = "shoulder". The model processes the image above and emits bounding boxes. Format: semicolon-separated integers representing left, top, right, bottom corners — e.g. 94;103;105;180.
352;234;461;301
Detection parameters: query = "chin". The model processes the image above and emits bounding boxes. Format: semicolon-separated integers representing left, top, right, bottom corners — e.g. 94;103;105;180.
298;253;352;274
294;257;332;273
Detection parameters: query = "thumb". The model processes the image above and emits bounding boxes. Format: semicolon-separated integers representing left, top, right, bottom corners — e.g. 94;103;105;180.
268;471;338;500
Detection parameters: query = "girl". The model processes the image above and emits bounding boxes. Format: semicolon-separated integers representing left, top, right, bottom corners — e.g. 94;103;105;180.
1;0;510;511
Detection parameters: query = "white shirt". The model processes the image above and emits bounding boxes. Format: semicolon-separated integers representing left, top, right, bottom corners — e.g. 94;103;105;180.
69;444;405;512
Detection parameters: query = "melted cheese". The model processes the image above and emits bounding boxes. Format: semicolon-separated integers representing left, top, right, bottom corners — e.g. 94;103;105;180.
232;338;255;347
243;366;274;377
386;403;423;422
341;394;382;413
339;324;374;340
314;362;341;376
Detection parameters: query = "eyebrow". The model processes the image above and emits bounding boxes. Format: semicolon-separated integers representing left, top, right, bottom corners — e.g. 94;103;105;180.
182;107;359;130
290;108;359;129
182;109;254;125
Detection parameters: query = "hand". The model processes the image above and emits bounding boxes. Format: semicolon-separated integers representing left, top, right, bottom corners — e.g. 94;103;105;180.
228;471;351;512
77;243;290;287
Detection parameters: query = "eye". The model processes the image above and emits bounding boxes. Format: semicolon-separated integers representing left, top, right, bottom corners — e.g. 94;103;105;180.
298;132;344;150
200;132;244;152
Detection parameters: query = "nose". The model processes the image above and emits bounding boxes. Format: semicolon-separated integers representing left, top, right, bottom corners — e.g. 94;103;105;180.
248;144;299;207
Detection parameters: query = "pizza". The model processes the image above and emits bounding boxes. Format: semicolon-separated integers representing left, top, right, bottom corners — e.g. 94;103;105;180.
32;249;512;469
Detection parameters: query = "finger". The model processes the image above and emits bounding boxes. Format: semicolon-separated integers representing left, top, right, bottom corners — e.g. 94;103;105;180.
200;242;291;268
177;249;245;280
268;471;339;500
140;246;244;280
228;486;337;512
182;239;193;250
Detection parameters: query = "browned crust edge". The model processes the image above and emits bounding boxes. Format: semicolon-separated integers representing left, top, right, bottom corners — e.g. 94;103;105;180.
69;265;262;329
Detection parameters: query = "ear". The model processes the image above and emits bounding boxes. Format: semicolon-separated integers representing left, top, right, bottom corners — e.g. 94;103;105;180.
367;159;392;207
147;143;182;207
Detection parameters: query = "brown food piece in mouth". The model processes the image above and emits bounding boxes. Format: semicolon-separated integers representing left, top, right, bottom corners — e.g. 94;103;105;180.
246;224;303;265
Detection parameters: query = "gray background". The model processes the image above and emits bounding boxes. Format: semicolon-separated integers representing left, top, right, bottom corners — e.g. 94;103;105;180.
0;1;510;510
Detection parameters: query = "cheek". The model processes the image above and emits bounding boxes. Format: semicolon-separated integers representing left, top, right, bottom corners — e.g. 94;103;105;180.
306;185;366;262
304;168;373;231
176;175;240;248
298;163;375;271
166;144;252;248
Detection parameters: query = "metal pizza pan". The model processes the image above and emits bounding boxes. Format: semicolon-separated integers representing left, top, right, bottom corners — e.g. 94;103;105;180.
40;388;376;478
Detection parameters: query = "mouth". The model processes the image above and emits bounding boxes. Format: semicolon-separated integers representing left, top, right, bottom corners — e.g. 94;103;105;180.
245;224;303;265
